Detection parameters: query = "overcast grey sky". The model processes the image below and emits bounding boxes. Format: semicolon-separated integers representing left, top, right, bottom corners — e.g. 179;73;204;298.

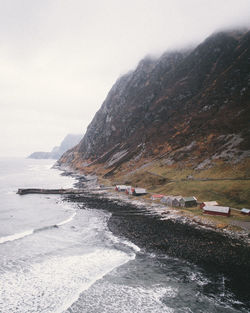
0;0;249;156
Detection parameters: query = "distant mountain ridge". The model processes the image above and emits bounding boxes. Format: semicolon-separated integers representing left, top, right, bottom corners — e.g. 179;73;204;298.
58;30;250;178
28;134;82;160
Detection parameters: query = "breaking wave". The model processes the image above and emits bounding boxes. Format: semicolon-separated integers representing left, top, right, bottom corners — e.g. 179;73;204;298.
0;249;133;313
0;212;76;244
0;229;34;244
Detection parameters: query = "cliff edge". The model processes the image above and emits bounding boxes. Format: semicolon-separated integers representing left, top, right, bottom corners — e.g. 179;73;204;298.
58;30;250;208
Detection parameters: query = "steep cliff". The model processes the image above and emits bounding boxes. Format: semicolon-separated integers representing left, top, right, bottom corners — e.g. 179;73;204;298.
58;30;250;184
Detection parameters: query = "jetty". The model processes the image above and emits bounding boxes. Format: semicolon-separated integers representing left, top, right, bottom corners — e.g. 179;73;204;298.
17;188;85;195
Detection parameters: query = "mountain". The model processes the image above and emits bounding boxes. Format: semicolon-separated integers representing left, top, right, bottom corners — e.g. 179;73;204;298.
28;151;52;159
28;134;82;160
58;30;250;207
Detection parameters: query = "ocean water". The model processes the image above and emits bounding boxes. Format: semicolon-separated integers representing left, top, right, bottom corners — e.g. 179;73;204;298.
0;158;248;313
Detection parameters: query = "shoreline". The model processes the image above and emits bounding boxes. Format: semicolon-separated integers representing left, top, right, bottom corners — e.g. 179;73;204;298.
57;165;250;246
64;187;250;307
66;166;250;243
57;166;250;306
56;164;250;241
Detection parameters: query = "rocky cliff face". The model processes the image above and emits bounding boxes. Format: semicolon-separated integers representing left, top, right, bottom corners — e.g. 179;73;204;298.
29;134;82;160
58;30;250;177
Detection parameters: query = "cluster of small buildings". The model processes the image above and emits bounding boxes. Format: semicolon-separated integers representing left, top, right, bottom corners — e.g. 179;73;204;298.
115;185;147;196
151;195;231;216
158;195;197;208
115;185;250;218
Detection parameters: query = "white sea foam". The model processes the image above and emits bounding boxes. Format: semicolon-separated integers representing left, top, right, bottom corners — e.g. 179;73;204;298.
188;271;211;286
0;212;76;244
121;239;141;252
0;229;34;244
0;249;133;313
105;227;141;253
65;280;177;313
56;211;76;226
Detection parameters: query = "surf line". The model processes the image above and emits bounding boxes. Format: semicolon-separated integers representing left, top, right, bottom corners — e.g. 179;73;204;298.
0;212;76;244
0;229;34;244
57;212;77;226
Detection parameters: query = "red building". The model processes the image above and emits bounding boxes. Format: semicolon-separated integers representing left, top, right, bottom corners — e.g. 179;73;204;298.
151;194;165;200
203;205;230;217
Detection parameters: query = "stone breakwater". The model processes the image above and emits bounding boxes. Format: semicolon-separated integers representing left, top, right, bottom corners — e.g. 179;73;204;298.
65;191;250;307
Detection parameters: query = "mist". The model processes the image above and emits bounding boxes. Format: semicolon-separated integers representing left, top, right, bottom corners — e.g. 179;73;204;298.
0;0;249;156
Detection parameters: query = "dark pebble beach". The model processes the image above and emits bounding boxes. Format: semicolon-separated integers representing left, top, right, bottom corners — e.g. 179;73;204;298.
65;191;250;308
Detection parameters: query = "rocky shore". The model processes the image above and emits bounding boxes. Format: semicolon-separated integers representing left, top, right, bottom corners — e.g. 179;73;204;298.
65;188;250;308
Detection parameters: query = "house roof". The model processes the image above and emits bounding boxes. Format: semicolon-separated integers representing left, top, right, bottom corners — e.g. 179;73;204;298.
161;196;172;202
182;196;197;202
116;185;129;189
164;196;174;200
203;201;218;206
174;196;182;200
203;205;230;214
134;188;147;193
167;196;175;200
241;208;250;214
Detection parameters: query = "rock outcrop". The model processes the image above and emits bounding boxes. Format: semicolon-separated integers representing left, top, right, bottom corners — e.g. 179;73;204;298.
58;30;250;176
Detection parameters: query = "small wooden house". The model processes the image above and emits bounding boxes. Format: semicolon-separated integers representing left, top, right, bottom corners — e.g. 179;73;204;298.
151;194;165;201
203;205;230;217
132;188;147;196
172;196;182;207
115;185;129;192
166;196;176;206
160;195;174;206
180;196;197;208
200;201;218;209
241;208;250;215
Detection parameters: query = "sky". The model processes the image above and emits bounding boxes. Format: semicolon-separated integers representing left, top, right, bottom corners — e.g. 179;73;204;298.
0;0;249;157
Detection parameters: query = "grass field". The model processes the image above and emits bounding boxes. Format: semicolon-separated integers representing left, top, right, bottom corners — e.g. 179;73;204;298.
113;158;250;208
99;157;250;229
152;180;250;209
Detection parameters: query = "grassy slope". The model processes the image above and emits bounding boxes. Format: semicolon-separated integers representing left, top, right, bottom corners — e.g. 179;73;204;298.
97;158;250;230
115;158;250;207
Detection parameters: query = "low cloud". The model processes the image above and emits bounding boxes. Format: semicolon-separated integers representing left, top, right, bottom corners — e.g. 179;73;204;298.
0;0;249;156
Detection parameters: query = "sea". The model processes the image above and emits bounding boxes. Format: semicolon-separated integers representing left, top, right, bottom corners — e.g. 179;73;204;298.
0;157;248;313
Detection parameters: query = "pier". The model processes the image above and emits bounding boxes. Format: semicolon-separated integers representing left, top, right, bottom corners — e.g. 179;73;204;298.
17;188;85;195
